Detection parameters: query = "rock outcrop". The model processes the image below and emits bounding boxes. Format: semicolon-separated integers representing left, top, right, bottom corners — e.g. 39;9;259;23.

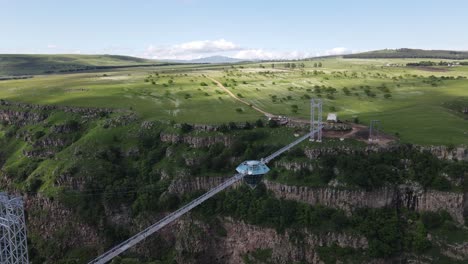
24;194;102;260
166;176;467;225
0;108;47;125
266;181;467;224
160;133;232;148
420;145;468;161
168;176;229;194
275;160;315;172
174;217;368;264
0;99;115;127
303;145;468;161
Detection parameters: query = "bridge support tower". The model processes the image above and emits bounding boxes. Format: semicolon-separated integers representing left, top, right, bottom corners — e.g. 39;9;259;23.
0;193;29;264
310;99;323;142
369;120;381;142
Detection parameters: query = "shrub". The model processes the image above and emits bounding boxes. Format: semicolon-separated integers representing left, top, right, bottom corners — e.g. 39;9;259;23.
180;123;193;133
268;119;278;128
65;119;80;130
255;119;264;127
33;130;46;140
420;211;452;229
27;178;43;193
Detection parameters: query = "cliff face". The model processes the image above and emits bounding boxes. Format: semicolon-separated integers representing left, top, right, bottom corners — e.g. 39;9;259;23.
275;160;315;172
421;146;468;161
24;194;102;261
0;109;47;125
167;177;467;225
160;132;232;148
174;217;368;264
304;145;468;162
265;181;466;224
168;176;230;194
0;99;114;119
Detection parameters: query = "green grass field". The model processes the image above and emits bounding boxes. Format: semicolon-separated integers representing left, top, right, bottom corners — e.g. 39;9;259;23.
0;56;467;145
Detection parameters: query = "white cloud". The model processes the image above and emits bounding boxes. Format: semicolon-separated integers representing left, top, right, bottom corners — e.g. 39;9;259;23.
177;39;239;53
233;49;311;60
322;47;352;56
144;39;242;60
142;39;353;61
47;44;58;49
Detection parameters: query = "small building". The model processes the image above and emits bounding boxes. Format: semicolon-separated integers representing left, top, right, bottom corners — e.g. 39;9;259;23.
268;115;289;125
327;113;337;123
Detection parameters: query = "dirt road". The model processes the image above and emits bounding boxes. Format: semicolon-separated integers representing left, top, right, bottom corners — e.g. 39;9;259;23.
208;77;274;118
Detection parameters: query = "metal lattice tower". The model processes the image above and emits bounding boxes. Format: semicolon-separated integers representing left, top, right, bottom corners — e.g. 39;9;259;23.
0;193;29;264
310;99;323;142
369;120;381;142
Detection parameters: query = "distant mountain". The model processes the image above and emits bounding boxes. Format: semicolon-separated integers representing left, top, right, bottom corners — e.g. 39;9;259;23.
0;54;163;76
343;48;468;60
167;56;250;64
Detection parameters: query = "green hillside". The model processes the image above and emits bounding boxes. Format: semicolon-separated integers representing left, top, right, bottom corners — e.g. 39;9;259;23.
0;54;163;76
344;48;468;60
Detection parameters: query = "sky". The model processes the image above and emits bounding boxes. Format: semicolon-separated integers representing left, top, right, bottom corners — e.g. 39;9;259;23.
1;0;468;60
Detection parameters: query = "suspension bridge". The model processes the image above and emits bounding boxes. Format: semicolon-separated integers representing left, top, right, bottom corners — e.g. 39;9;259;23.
87;99;323;264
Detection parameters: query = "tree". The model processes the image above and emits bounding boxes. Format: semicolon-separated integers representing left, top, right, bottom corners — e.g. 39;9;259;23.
180;123;193;133
318;62;323;67
255;119;264;127
268;119;278;128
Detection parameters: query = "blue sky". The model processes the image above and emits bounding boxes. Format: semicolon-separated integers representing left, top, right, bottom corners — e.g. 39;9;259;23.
1;0;467;60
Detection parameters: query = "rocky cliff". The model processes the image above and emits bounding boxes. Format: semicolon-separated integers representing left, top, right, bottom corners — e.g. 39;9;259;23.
160;132;232;148
166;176;467;225
174;217;368;264
24;194;102;261
265;181;466;224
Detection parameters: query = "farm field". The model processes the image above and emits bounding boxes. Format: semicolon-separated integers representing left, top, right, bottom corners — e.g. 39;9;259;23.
0;56;467;145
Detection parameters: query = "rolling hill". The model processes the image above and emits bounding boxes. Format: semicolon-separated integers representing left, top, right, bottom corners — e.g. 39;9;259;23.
166;55;249;64
343;48;468;60
0;54;163;76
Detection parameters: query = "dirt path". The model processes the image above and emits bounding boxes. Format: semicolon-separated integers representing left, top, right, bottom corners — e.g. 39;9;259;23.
208;77;274;118
208;77;396;145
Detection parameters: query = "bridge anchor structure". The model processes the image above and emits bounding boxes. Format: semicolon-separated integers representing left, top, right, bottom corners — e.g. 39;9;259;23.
88;99;324;264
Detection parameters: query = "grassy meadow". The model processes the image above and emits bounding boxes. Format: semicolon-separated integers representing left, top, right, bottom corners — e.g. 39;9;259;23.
0;57;467;145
